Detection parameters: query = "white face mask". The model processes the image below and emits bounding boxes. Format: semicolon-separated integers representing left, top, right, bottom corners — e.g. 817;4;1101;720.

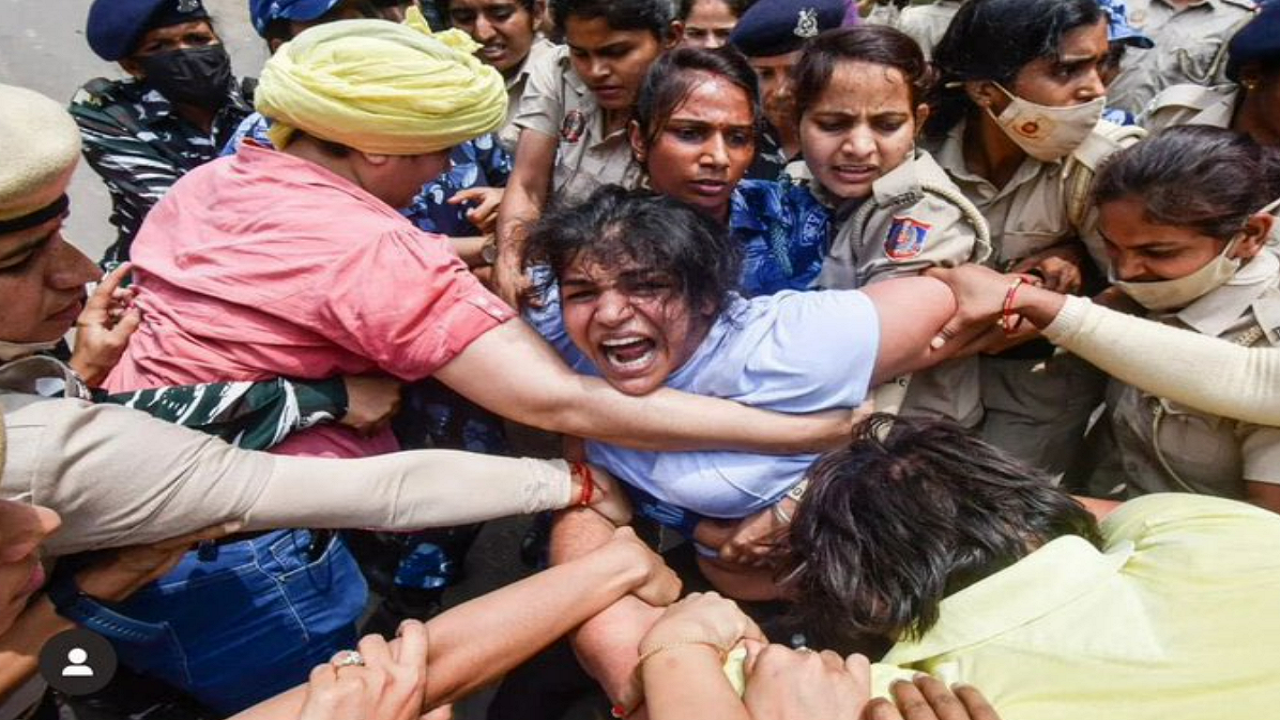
0;339;59;363
1111;236;1241;312
1110;197;1280;311
986;84;1105;162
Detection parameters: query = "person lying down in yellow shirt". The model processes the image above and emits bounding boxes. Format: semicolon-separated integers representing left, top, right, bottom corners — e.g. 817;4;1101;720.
632;414;1280;720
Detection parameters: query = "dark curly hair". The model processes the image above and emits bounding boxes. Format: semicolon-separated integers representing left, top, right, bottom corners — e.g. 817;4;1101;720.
522;185;743;319
781;414;1102;647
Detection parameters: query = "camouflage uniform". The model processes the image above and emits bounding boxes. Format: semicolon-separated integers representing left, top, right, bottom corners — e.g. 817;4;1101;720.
69;78;253;264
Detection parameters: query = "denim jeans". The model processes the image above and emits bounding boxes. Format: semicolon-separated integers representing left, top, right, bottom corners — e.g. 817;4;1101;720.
83;529;367;714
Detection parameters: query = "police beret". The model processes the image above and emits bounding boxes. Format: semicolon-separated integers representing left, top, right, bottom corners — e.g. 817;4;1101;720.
1227;1;1280;80
0;84;81;228
86;0;210;61
729;0;845;58
1097;0;1153;49
249;0;343;37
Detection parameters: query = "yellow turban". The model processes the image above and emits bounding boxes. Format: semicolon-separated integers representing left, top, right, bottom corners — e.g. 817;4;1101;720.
0;84;81;225
255;9;508;155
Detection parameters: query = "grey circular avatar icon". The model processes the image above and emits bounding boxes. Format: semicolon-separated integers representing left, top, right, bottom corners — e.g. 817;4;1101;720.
38;628;117;695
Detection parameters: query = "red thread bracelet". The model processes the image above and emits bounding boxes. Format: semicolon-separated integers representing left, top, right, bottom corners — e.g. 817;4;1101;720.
1001;277;1027;335
573;461;595;507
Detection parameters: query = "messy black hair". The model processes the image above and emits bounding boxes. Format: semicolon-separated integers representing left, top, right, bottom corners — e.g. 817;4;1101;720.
523;185;742;319
782;414;1102;647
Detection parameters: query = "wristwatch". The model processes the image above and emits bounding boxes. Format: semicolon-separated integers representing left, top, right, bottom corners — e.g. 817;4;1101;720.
786;479;809;503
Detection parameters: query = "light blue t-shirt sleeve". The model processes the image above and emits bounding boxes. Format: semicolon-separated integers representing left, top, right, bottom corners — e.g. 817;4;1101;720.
735;289;880;411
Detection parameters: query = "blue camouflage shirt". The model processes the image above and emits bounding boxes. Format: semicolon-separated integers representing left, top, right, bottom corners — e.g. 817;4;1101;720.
731;177;831;297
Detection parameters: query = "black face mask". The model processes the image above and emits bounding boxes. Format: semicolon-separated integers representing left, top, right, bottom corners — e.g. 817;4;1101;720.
138;45;233;109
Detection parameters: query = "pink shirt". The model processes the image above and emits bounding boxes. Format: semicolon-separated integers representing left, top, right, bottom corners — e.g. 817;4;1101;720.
105;142;514;458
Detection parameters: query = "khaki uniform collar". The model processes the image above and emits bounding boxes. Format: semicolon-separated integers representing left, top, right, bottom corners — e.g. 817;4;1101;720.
1169;251;1280;337
870;150;955;205
933;119;1049;198
557;50;627;150
882;535;1135;666
506;37;556;92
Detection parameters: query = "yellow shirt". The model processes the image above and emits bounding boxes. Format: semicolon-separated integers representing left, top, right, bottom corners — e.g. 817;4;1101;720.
872;493;1280;720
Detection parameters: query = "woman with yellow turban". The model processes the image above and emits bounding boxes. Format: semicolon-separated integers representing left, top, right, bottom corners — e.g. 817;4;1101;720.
95;15;868;713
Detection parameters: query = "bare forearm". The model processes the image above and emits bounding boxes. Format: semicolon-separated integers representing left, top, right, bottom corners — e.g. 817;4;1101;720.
436;322;851;454
1011;283;1069;328
552;509;662;710
642;646;750;720
232;542;647;720
0;597;73;701
422;545;644;705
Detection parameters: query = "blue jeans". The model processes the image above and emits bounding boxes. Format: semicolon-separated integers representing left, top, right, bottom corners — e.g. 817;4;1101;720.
85;529;367;714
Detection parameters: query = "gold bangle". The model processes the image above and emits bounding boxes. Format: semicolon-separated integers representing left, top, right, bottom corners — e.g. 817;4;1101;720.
636;639;725;668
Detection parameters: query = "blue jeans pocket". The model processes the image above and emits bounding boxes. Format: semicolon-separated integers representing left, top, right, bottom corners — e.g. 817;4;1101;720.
108;530;367;714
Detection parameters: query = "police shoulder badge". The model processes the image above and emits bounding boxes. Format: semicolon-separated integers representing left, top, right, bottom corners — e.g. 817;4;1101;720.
885;216;931;261
793;8;819;38
561;109;587;144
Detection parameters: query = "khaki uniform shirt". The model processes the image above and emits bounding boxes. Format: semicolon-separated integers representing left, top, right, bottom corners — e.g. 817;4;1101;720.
498;37;559;153
817;150;989;427
1139;82;1238;133
897;1;962;62
818;150;987;288
513;45;641;203
926;119;1096;268
1108;251;1280;499
1108;0;1256;116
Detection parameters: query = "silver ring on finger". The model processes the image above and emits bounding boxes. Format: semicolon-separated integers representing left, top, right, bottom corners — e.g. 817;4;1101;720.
332;650;365;668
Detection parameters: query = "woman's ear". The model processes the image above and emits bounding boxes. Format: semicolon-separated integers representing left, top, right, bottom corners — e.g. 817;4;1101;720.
913;102;931;135
628;119;647;163
1234;211;1276;260
964;80;1001;112
664;21;681;49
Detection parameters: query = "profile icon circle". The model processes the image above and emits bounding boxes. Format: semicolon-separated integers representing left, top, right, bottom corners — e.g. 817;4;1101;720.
38;628;116;695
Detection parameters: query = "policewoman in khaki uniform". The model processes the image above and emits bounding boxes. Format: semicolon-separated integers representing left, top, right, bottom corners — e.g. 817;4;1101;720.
924;0;1144;476
1106;0;1255;116
1140;1;1280;147
793;27;991;426
1090;127;1280;512
494;0;674;302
